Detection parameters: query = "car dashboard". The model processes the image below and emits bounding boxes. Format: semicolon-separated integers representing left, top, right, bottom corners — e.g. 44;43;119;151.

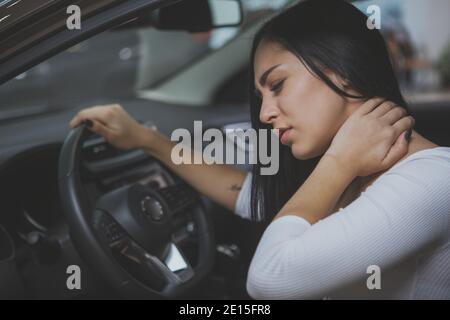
0;133;201;298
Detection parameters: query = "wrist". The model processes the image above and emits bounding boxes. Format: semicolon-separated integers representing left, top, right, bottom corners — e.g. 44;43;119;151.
321;152;358;181
136;124;159;152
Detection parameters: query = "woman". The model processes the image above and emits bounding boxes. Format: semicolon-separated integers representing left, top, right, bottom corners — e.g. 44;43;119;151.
70;0;450;299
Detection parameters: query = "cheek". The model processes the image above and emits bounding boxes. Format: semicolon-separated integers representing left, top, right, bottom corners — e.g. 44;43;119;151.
286;84;344;137
287;85;348;158
308;102;344;136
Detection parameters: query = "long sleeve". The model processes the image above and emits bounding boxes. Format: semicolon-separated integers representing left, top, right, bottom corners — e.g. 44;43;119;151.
234;172;253;220
246;147;450;299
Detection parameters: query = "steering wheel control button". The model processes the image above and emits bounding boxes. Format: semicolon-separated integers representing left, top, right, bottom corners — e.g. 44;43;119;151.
93;212;126;245
141;196;165;222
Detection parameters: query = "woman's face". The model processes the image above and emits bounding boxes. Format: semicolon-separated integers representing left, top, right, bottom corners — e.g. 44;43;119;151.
254;39;360;159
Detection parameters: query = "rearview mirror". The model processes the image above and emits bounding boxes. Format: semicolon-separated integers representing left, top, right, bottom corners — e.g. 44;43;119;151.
118;0;243;32
208;0;243;27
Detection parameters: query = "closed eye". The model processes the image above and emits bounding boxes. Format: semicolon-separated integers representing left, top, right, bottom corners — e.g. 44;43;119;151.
270;79;286;94
253;78;286;100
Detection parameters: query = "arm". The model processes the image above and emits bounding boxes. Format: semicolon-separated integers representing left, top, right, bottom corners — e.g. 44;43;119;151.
141;128;247;212
70;104;247;213
275;154;355;224
247;152;450;299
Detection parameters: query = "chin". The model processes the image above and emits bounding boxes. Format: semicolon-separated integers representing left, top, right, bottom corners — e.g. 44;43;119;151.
290;141;324;160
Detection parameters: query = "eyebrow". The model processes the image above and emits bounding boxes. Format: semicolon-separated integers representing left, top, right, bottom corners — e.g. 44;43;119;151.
258;64;282;87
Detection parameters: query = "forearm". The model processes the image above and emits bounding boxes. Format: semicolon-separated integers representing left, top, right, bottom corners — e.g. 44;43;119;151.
140;128;247;212
275;154;356;224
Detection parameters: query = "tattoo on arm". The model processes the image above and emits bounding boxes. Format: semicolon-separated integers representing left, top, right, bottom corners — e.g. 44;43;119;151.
230;184;242;192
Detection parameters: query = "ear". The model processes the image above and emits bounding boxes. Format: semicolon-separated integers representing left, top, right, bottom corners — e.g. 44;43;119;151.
341;79;351;90
327;71;362;99
325;70;350;91
324;70;362;115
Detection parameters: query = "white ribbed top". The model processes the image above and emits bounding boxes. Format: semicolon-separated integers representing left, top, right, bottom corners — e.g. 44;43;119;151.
235;147;450;299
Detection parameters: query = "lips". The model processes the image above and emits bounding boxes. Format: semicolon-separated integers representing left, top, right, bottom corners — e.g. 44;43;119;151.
277;128;292;145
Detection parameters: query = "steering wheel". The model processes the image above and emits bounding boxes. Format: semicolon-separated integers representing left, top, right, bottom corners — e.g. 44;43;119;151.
58;124;215;299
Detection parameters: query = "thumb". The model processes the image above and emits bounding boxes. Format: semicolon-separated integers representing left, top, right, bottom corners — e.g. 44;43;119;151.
381;131;409;169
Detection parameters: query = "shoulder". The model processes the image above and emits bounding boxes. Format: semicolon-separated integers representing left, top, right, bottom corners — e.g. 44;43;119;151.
351;147;450;239
379;146;450;189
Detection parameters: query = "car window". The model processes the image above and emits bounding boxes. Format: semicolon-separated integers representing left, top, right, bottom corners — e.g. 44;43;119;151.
0;0;292;116
355;0;450;104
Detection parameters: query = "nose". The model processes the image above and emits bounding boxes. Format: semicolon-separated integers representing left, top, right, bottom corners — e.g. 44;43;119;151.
259;98;279;125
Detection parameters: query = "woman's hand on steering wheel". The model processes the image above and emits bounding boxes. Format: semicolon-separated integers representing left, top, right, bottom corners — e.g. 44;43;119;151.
69;104;151;151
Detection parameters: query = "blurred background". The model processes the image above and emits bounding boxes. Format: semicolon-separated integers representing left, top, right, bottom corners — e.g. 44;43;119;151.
355;0;450;105
1;0;450;116
0;0;291;117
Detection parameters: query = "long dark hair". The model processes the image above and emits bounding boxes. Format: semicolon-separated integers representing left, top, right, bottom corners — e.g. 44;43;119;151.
249;0;410;222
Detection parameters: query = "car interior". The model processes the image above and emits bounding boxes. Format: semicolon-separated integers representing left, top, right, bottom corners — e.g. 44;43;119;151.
0;0;449;299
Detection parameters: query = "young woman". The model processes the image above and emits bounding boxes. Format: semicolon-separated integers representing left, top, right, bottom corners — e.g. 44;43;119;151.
70;0;450;299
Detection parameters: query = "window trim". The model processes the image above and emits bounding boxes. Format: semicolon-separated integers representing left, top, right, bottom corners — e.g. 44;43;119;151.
0;0;179;85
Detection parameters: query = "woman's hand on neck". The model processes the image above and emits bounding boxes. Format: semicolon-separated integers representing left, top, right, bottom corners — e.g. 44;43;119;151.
356;130;438;194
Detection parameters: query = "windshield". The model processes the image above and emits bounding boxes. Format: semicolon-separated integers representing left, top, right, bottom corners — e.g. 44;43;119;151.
2;0;449;119
0;0;291;118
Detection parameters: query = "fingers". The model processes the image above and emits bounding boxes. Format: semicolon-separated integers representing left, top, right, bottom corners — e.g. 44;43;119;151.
69;104;120;128
356;97;385;115
369;101;396;118
381;130;409;169
88;120;113;140
380;106;408;125
359;100;408;126
69;106;102;128
392;115;415;135
381;115;414;169
69;109;114;140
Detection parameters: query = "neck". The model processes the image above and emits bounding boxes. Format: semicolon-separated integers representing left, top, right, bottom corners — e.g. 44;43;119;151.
332;130;438;211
